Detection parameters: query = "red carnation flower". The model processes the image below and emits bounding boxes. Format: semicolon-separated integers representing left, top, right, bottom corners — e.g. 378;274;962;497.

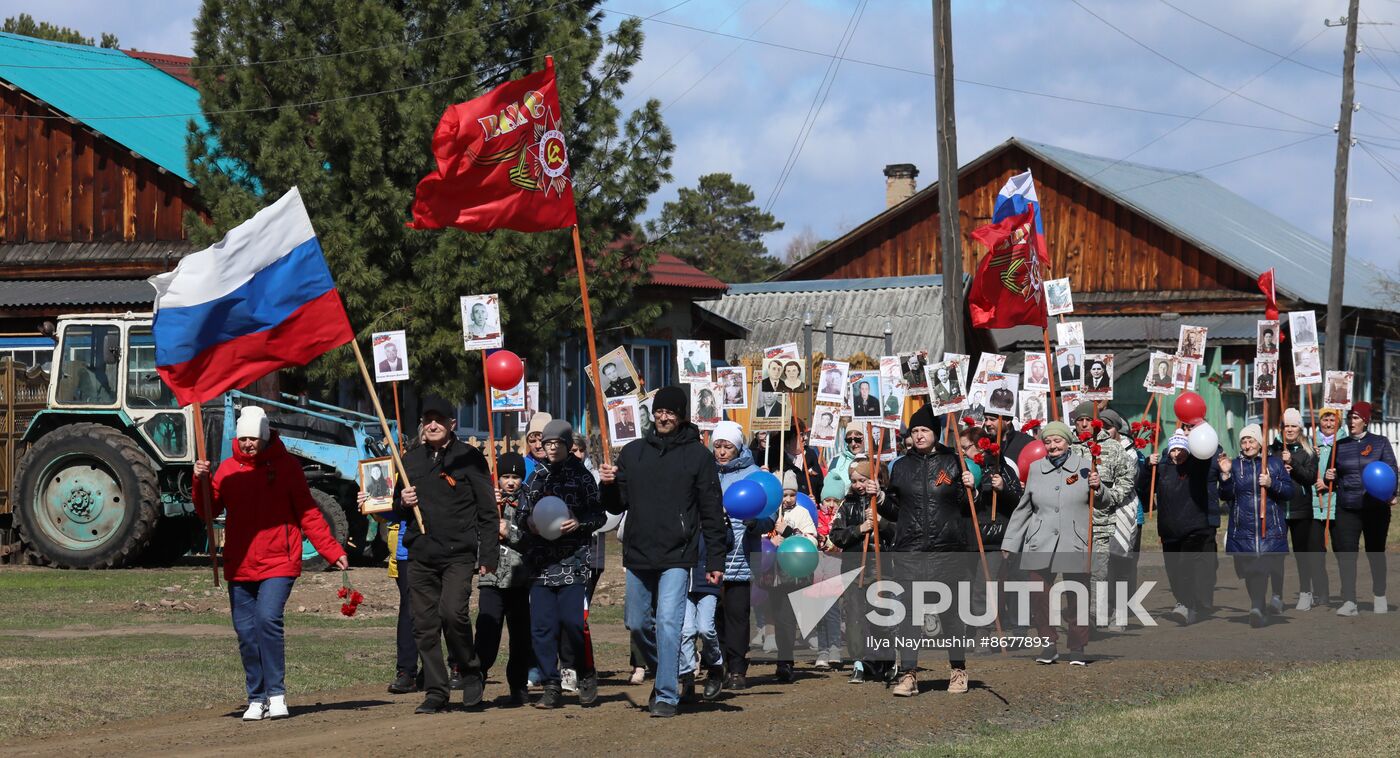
1091;419;1104;431
1078;431;1092;441
1021;420;1043;433
350;591;364;606
989;444;1001;455
1130;421;1142;432
340;603;355;617
961;415;976;427
973;453;985;465
1089;443;1102;457
1135;438;1148;449
337;587;348;599
976;437;991;450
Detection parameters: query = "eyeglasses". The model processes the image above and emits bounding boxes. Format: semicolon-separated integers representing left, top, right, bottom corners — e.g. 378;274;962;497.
653;409;678;420
542;439;566;448
845;436;863;443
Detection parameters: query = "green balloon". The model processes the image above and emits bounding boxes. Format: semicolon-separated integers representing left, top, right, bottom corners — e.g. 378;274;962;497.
776;536;820;578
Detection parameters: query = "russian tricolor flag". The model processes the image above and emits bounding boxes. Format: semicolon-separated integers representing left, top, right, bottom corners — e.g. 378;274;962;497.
991;170;1049;262
149;187;354;406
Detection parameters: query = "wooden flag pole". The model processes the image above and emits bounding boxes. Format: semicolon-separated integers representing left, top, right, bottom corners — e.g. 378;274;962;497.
1148;395;1162;519
992;416;1003;521
866;422;882;584
1261;398;1270;543
791;402;816;498
481;354;499;487
953;416;1005;640
391;381;404;448
571;225;611;460
1042;327;1060;420
1087;406;1099;574
1307;386;1332;549
351;339;423;533
190;402;220;587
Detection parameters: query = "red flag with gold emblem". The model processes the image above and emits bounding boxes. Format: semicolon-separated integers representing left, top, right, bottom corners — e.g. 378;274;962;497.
407;57;577;232
968;207;1049;329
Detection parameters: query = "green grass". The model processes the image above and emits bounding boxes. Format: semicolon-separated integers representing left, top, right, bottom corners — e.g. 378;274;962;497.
929;661;1400;756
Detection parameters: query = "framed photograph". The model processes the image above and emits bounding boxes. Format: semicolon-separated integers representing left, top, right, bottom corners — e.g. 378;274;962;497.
1176;325;1207;362
810;403;841;450
690;383;722;430
1253;359;1278;400
1082;353;1114;400
1055;345;1085;387
763;342;800;360
848;371;883;421
925;359;968;416
1324;371;1354;410
985;372;1019;417
815;360;850;404
460;293;503;351
880;355;904;393
518;381;541;432
586;346;642;400
761;357;807;393
1143;351;1177;394
607;396;643;444
490;374;526;411
966;386;988;423
880;385;904;428
1019;390;1048;425
1056;321;1085;349
1173;359;1199;390
1023;352;1052;391
900;351;930;395
751;389;789;431
676;339;712;384
1044;277;1074;316
972;353;1006;386
371;330;409;383
1257;320;1280;357
638;390;658;438
716;366;749;409
1292;345;1322;386
358;457;397;514
1060;391;1084;423
1289;310;1319;347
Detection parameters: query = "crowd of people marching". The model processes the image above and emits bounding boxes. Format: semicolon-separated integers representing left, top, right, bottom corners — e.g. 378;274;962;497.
196;385;1397;720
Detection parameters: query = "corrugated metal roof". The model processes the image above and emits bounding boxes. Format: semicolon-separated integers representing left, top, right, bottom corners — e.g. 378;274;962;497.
702;275;945;361
0;33;206;183
0;241;195;265
0;279;155;307
992;313;1262;350
1013;138;1385;311
122;50;197;88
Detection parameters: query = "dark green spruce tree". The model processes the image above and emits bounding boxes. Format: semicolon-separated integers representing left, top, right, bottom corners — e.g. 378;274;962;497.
645;172;784;283
188;1;673;401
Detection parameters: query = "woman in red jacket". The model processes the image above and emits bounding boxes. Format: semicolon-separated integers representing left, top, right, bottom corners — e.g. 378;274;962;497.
195;406;347;721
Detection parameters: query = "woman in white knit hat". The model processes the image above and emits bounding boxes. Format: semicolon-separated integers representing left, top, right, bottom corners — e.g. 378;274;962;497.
1219;423;1294;628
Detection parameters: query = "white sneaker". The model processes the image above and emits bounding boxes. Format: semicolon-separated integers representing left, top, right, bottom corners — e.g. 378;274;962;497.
1171;603;1189;620
267;695;289;719
814;657;830;670
242;701;268;721
1268;595;1285;615
1337;601;1359;617
1376;596;1389;614
561;668;578;693
1296;592;1313;612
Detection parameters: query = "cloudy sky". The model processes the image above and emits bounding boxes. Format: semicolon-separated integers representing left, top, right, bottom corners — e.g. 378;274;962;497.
11;0;1398;269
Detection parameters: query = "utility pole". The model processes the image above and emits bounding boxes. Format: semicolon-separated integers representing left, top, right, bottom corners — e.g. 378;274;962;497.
1326;1;1359;371
934;0;964;355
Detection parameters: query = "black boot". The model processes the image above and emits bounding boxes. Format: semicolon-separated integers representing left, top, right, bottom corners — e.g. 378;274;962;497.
775;662;795;684
577;672;599;705
724;672;748;691
388;669;417;694
535;684;562;709
460;672;484;707
679;673;696;702
415;695;447;714
702;667;724;700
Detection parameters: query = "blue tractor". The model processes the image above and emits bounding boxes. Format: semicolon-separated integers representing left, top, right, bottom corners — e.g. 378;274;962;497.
5;313;396;570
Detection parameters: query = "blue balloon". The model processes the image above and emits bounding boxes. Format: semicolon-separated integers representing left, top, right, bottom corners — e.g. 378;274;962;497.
747;470;783;512
777;536;819;578
795;492;818;525
1363;461;1398;501
758;495;780;521
723;480;767;520
758;535;777;574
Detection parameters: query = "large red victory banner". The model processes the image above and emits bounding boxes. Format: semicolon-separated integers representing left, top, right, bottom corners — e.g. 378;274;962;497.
968;207;1050;329
408;57;577;232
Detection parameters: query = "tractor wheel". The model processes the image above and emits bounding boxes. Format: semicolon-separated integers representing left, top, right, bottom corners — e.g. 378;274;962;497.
14;423;161;569
301;488;349;572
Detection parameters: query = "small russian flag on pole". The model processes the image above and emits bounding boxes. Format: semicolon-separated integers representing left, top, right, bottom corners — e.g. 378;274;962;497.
149;187;353;407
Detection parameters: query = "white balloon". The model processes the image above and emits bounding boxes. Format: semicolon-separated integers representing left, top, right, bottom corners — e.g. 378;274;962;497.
1188;423;1219;460
529;496;571;541
599;511;624;534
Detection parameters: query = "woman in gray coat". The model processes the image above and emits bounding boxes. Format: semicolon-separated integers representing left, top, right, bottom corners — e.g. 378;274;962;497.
1002;421;1101;665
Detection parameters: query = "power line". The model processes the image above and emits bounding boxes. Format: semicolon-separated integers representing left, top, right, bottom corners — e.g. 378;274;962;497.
1111;133;1330;195
658;0;794;114
621;0;754;111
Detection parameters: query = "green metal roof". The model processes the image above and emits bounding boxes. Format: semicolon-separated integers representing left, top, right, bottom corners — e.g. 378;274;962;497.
1009;138;1388;313
0;32;204;184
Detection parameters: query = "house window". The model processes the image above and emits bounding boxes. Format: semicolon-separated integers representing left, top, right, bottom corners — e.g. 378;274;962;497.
1385;343;1400;420
626;340;672;394
1346;337;1372;403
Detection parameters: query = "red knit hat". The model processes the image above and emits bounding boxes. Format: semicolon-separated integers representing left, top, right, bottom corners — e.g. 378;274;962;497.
1350;401;1373;423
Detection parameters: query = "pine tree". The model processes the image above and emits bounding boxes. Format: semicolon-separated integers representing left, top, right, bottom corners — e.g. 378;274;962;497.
645;173;784;284
189;1;673;402
2;13;119;47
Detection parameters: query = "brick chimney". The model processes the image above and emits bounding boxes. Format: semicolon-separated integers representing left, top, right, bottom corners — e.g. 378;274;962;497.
883;163;918;208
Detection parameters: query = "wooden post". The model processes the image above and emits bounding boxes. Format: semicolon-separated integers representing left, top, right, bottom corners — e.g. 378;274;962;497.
1147;395;1162;519
952;417;1004;640
351;339;423;533
1042;327;1060;420
866;422;882;584
992;416;1003;520
933;0;965;356
791;402;816;498
190;403;220;587
571;226;611;460
391;381;404;449
1260;399;1270;544
1087;407;1099;574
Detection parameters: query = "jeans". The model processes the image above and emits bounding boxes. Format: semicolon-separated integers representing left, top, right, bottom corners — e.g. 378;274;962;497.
624;567;689;706
1331;503;1391;602
560;572;603;673
394;570;418;675
476;585;532;690
530;582;591;686
814;602;842;659
719;581;751;676
408;560;480;701
229;576;295;703
680;592;723;676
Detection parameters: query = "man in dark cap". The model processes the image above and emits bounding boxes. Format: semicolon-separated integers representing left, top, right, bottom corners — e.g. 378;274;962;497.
393;400;499;713
601;386;729;718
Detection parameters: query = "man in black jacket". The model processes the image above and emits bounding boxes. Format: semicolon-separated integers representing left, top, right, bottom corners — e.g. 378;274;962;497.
600;386;728;718
1150;431;1221;624
880;404;977;697
394;401;499;713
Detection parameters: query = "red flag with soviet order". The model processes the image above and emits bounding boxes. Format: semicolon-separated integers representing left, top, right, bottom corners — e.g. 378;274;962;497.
1257;268;1278;320
408;57;577;232
968;207;1050;329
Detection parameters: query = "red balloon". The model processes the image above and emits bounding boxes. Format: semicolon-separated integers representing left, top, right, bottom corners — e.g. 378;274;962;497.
1015;440;1048;484
1173;391;1206;425
485;350;524;390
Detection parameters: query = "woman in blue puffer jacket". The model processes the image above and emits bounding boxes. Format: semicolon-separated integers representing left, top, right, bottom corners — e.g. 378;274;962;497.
1220;423;1295;628
712;420;771;691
